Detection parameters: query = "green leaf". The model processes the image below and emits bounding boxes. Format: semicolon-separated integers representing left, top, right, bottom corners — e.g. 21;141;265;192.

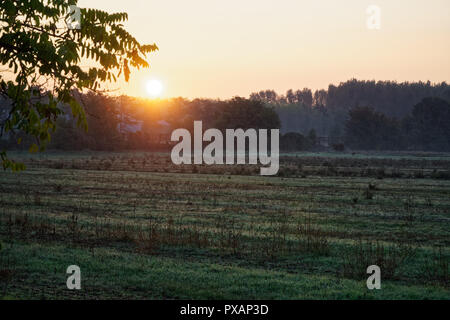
29;144;39;153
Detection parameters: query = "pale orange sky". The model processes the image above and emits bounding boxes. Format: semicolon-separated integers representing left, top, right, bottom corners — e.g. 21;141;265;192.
78;0;450;99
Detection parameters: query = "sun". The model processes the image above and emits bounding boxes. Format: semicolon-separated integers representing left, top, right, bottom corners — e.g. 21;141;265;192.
146;79;163;98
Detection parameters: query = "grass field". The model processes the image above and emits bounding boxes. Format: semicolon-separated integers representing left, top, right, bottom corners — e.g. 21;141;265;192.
0;151;449;299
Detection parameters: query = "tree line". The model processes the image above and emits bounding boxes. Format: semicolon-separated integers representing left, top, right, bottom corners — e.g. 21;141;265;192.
252;80;450;151
1;80;449;153
1;94;281;151
252;80;450;135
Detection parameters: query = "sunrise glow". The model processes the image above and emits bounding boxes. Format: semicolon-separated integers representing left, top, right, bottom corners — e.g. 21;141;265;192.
146;79;163;98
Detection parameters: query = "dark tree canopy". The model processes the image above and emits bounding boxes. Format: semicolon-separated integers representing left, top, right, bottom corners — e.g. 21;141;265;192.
213;97;281;131
344;106;400;150
407;97;450;151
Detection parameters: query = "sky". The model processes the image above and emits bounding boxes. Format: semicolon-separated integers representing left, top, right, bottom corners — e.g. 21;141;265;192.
78;0;450;99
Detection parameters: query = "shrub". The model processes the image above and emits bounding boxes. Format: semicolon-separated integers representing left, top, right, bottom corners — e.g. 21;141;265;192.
295;216;330;256
340;240;416;279
332;143;345;152
424;247;449;288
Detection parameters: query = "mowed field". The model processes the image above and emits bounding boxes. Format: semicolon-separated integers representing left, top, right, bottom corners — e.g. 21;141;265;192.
0;151;449;299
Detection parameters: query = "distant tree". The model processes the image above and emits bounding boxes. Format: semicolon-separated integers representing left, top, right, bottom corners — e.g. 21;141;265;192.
344;106;400;150
407;97;450;151
307;128;317;146
286;89;295;104
214;97;281;131
48;93;122;150
249;90;279;104
0;0;157;169
298;88;313;108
